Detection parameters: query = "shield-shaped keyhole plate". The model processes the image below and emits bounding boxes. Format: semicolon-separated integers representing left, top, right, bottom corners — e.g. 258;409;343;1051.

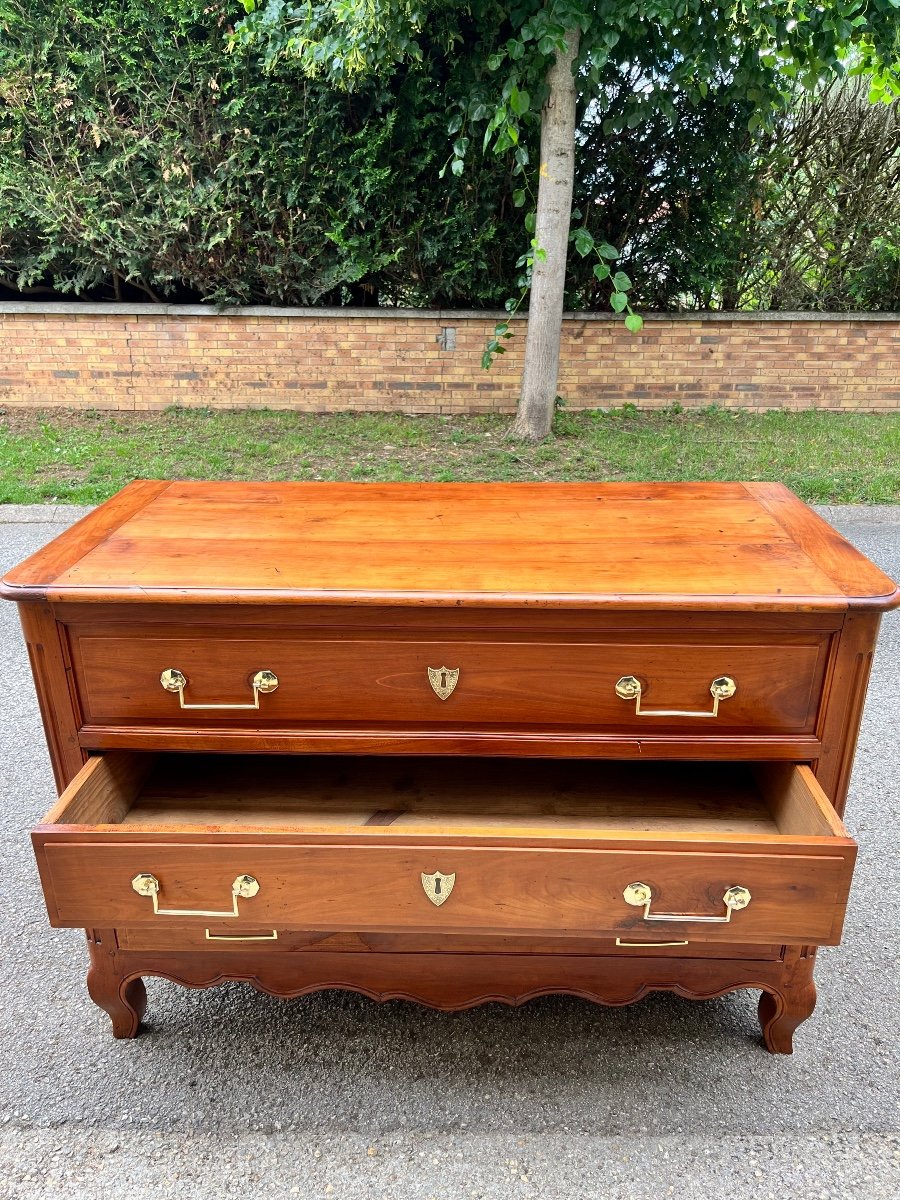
421;871;456;907
427;666;459;701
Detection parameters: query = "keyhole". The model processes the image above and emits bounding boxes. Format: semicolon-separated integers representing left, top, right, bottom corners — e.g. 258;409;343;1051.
440;671;448;689
434;877;442;895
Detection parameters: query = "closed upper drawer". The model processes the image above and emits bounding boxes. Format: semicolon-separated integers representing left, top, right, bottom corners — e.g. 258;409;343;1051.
34;753;855;946
67;629;831;736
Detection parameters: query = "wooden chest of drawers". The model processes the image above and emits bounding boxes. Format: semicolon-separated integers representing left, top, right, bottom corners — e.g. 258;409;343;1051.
4;480;897;1052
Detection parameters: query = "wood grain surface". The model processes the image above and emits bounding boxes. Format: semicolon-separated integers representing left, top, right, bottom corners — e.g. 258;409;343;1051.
6;480;894;1049
114;925;784;959
68;629;830;733
38;841;853;942
42;754;844;840
4;481;898;609
82;934;807;1046
35;754;855;944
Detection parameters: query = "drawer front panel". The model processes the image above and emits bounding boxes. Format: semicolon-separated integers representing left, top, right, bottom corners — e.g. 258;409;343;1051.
114;926;783;959
70;631;829;734
38;842;852;944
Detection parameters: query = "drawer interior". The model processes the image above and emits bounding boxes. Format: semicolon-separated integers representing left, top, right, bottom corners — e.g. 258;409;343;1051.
45;753;847;842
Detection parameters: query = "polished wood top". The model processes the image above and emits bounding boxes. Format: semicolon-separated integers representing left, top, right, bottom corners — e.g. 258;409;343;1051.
3;480;897;610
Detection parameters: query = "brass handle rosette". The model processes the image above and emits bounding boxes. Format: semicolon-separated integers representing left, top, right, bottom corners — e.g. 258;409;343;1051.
615;675;736;718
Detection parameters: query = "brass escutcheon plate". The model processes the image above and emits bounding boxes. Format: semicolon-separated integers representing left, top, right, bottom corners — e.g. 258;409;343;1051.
427;666;459;700
421;870;456;906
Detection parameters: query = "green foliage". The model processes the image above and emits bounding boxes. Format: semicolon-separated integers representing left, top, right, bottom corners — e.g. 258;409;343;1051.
238;0;899;154
0;0;525;306
0;1;896;314
235;0;899;336
563;71;899;313
564;68;762;310
734;80;900;311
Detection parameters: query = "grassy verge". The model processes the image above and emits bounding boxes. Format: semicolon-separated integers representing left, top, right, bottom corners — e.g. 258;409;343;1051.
1;406;898;504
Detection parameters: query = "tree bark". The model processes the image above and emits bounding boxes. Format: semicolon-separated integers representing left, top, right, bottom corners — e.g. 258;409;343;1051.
507;28;580;442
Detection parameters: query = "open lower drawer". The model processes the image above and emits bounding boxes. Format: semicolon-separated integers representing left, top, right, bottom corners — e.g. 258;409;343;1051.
33;754;856;945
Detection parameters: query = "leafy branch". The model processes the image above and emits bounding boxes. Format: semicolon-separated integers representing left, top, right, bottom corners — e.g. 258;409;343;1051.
482;219;642;369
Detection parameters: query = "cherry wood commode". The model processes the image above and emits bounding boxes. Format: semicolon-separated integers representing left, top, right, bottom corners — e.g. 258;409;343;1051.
4;481;897;1053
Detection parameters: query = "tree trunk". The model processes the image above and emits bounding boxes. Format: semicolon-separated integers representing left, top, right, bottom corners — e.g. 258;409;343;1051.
507;28;580;442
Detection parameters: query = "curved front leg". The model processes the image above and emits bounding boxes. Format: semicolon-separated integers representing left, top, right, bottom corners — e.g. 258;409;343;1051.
86;931;147;1039
758;949;817;1054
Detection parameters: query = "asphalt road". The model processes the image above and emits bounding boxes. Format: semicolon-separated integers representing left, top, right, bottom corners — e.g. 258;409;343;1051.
1;505;898;1198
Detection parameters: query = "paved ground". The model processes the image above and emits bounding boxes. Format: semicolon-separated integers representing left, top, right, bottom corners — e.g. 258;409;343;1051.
0;506;898;1199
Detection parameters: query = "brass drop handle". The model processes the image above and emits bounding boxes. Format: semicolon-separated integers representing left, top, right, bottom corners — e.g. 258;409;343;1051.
131;872;261;919
615;938;690;947
160;668;278;710
623;882;751;924
615;674;736;718
205;929;278;942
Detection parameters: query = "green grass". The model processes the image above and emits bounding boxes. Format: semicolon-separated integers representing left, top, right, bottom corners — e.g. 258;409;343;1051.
1;406;898;504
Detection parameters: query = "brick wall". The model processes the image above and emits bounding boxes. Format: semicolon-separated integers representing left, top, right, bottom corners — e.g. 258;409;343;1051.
0;304;897;413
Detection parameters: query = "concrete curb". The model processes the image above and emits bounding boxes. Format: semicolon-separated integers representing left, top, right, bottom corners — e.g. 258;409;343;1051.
814;504;900;525
0;504;94;523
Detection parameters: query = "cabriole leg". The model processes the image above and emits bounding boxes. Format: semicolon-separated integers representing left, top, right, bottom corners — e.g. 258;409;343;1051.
758;948;817;1054
85;930;147;1039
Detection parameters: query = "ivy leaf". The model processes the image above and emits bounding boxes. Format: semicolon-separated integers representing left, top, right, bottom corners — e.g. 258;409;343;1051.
592;262;610;281
610;291;628;312
450;158;464;176
574;227;594;257
598;242;619;260
625;312;644;332
512;188;526;207
612;270;632;291
509;87;530;116
524;210;537;233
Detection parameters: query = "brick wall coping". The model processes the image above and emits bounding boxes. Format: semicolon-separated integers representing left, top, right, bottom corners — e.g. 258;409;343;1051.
0;302;898;322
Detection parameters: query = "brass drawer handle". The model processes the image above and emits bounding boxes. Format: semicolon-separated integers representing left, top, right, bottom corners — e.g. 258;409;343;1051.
615;674;736;718
205;929;278;942
623;882;751;924
160;668;279;710
132;872;260;918
615;938;690;947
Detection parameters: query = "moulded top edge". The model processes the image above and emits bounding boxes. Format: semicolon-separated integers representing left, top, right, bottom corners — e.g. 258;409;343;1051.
2;580;887;612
